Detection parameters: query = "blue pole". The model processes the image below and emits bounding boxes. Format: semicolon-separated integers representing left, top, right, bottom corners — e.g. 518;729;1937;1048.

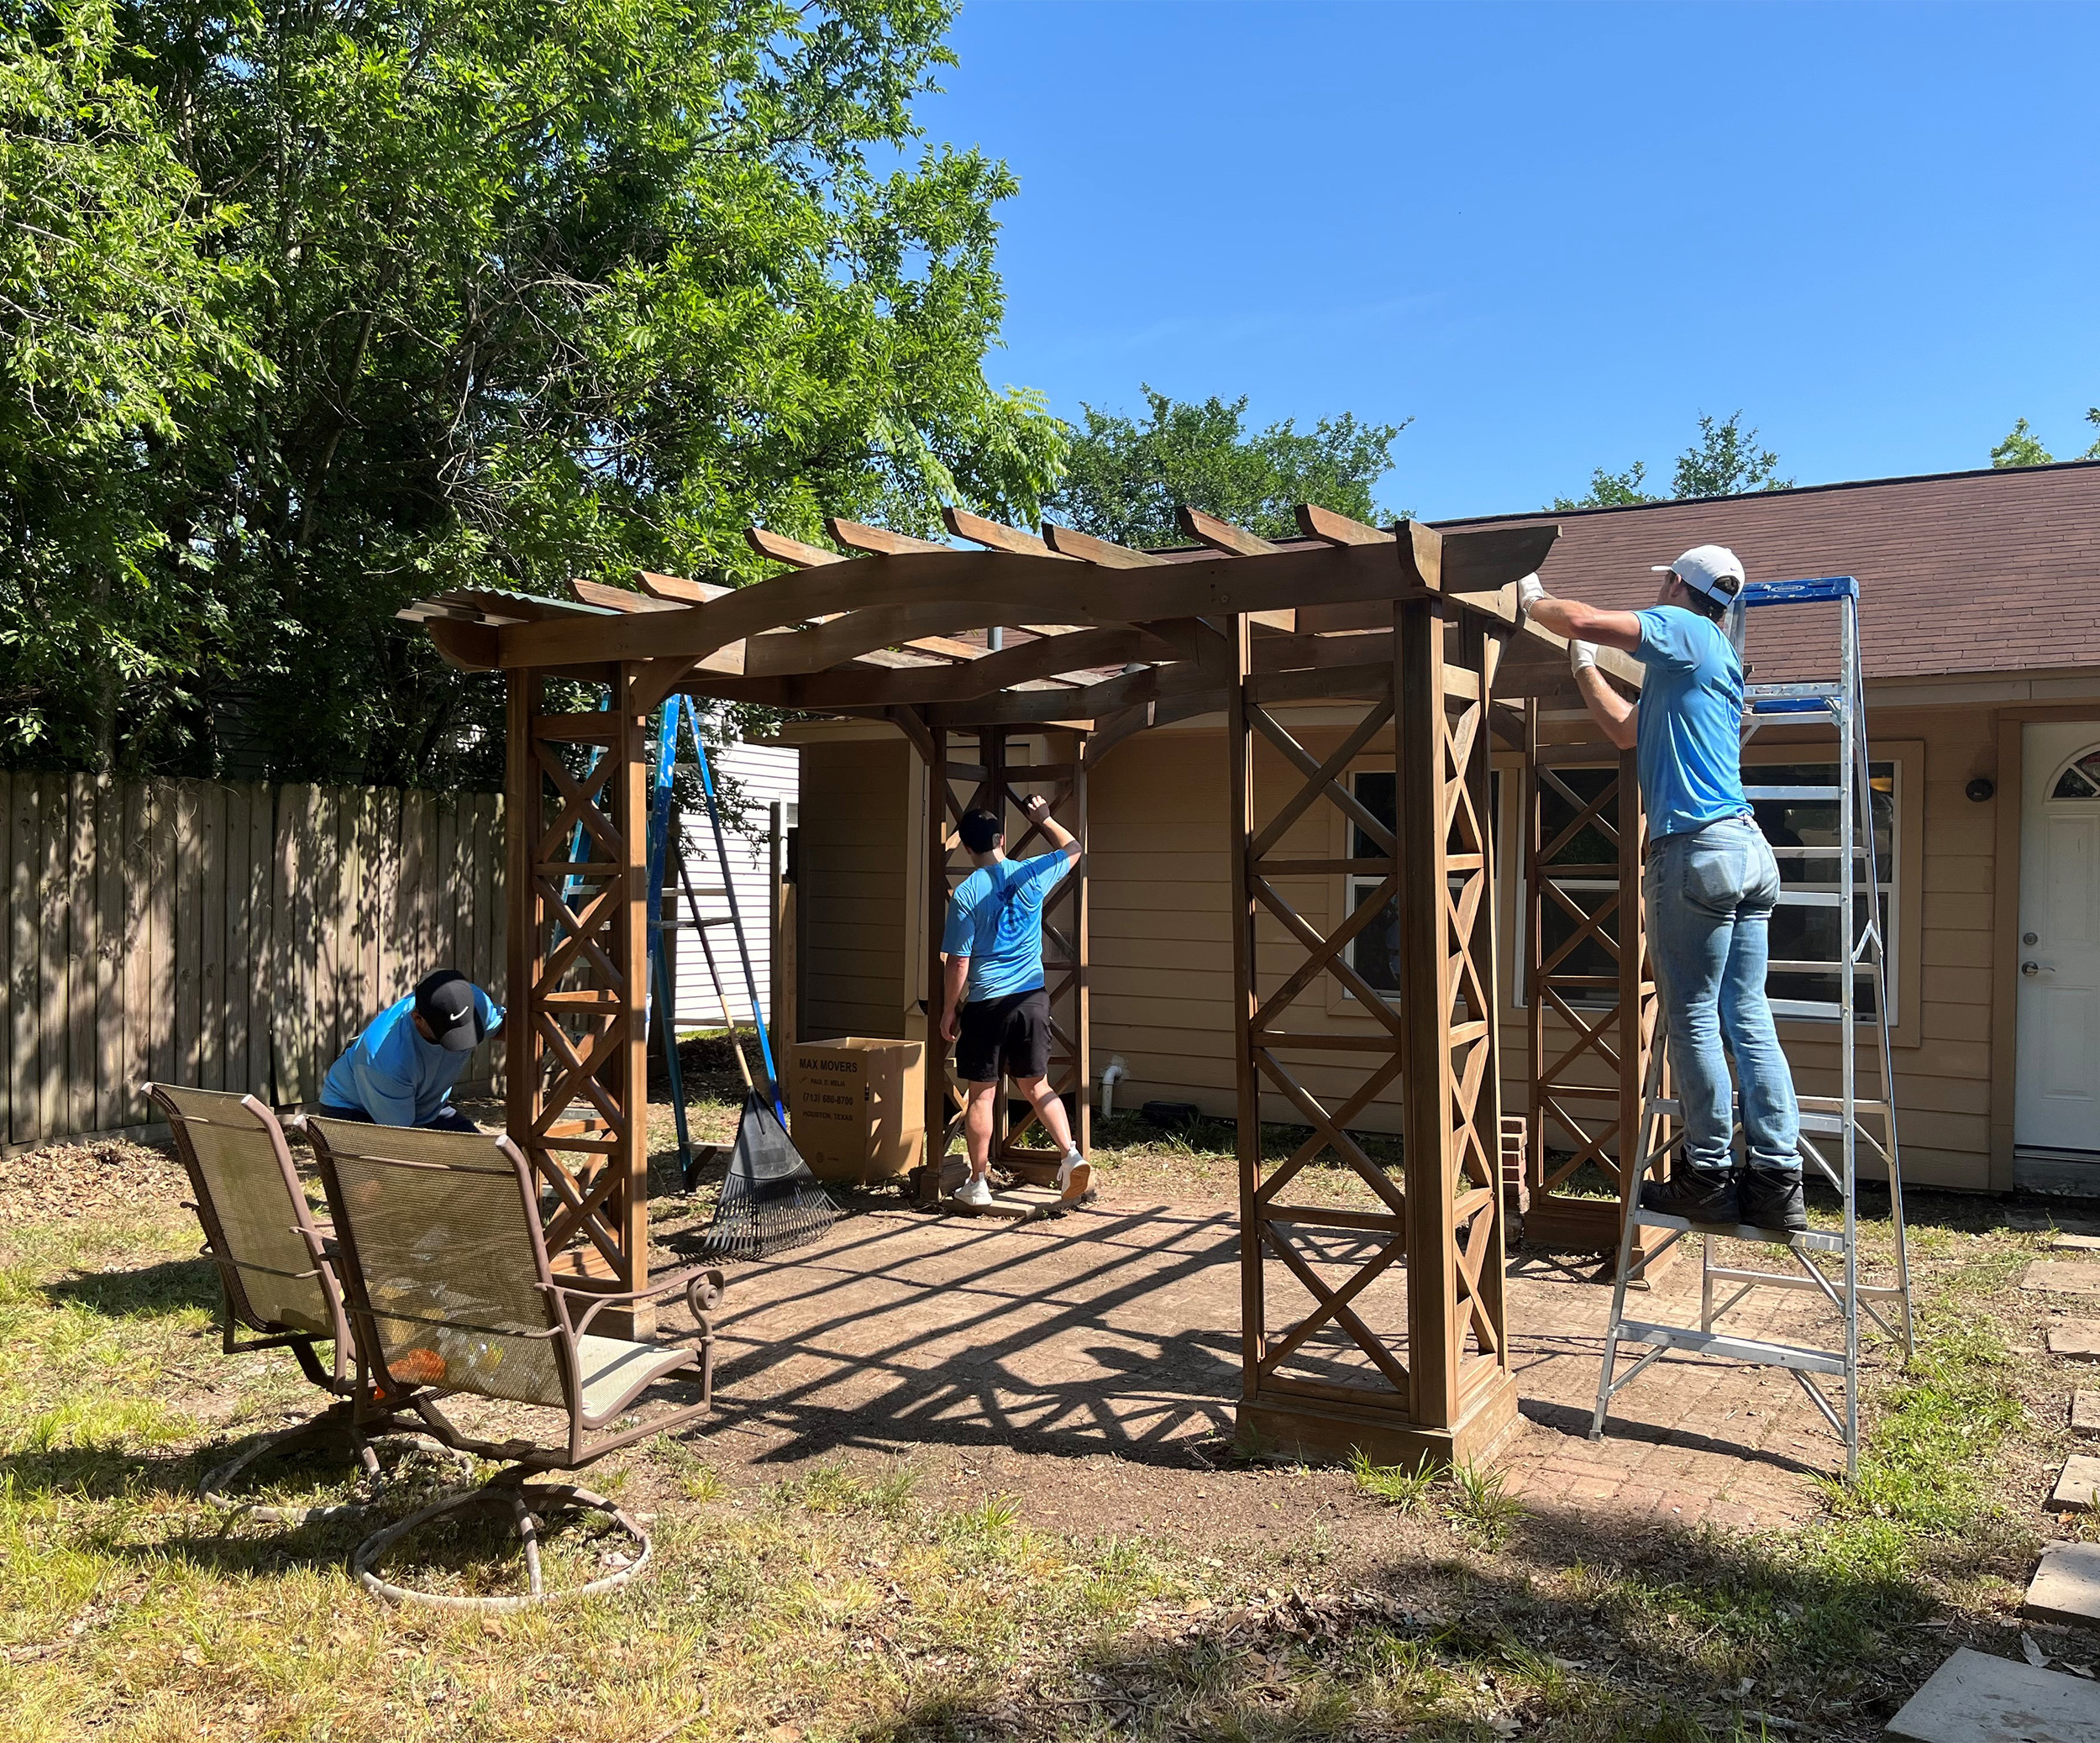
645;702;692;1163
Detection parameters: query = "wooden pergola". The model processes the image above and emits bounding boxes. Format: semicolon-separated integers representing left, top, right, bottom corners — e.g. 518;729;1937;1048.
402;503;1651;1467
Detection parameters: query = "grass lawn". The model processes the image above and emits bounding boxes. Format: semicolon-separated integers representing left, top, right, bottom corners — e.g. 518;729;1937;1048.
0;1089;2084;1741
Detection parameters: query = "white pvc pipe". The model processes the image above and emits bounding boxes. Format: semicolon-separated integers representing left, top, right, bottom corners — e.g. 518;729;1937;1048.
1099;1055;1128;1121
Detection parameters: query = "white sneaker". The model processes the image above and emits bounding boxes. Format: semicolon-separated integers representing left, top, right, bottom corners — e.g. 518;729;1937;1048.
1056;1151;1092;1200
957;1173;995;1208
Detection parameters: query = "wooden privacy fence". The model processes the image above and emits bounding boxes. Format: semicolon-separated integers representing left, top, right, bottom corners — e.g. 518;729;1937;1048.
2;774;507;1148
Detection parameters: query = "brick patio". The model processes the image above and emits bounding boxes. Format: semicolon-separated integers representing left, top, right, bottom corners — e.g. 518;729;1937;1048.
687;1189;1878;1533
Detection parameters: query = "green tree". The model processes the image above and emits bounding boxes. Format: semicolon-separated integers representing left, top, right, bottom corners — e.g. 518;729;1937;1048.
1992;411;2100;467
1669;412;1792;497
1;0;1063;785
0;2;267;771
1991;417;2055;467
1045;386;1404;549
1551;412;1793;510
1552;460;1657;512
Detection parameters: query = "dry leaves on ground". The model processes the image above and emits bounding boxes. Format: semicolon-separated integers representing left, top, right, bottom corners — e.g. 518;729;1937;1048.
0;1137;186;1225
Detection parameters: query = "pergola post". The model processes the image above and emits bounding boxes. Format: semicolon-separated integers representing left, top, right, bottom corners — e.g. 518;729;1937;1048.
995;724;1089;1176
503;665;653;1335
917;710;954;1204
1522;722;1661;1263
1231;599;1517;1468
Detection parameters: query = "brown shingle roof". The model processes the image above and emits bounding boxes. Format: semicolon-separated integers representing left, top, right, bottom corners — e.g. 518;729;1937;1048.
1438;460;2100;684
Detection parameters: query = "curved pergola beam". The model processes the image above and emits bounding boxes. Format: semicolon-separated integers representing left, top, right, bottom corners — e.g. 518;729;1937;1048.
496;533;1520;670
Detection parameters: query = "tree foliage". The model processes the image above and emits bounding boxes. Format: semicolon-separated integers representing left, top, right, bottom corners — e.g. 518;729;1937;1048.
1554;459;1656;511
0;3;266;771
1552;412;1793;510
1992;411;2100;468
1046;386;1404;549
1669;412;1792;498
0;0;1063;784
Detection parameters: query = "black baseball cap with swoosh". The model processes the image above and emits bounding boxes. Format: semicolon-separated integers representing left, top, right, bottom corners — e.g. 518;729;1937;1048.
412;968;486;1052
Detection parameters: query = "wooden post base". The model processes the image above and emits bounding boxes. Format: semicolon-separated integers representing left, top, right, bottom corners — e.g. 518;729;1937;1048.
1520;1196;1677;1280
1235;1371;1520;1473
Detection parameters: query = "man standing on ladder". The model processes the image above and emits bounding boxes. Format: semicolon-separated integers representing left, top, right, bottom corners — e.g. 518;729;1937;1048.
938;795;1090;1208
1520;546;1807;1232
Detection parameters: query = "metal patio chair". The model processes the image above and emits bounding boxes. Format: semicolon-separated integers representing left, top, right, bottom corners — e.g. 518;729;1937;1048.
147;1084;432;1523
303;1116;724;1611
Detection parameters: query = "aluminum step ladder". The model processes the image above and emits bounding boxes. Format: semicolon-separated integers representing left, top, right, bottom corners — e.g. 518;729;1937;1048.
642;693;787;1179
1588;575;1914;1478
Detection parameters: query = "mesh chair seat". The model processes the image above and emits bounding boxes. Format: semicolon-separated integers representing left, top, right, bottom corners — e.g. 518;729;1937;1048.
149;1084;345;1365
576;1335;701;1425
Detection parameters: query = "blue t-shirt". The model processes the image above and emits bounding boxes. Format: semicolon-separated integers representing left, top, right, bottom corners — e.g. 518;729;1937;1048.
319;988;504;1126
1632;606;1751;841
942;852;1075;1000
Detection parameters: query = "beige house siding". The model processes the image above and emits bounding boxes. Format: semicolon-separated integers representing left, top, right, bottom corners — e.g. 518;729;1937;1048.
787;686;2083;1194
798;738;914;1042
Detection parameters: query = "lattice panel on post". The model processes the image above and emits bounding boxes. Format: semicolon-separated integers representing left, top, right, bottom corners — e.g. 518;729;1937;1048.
911;720;1090;1198
1231;605;1516;1468
1522;729;1658;1255
915;712;967;1194
504;671;650;1326
995;727;1089;1169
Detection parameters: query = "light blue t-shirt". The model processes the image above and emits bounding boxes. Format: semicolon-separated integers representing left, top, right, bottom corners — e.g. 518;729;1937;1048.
319;988;504;1126
942;852;1075;1000
1632;606;1751;841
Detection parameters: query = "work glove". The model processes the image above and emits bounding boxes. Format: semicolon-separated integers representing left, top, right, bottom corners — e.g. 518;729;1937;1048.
1569;639;1599;675
1515;574;1544;617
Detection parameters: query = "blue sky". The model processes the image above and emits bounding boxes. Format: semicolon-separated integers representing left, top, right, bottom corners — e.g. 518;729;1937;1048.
918;1;2100;519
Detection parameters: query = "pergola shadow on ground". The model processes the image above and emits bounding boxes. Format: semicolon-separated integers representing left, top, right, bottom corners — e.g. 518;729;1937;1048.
675;1200;1843;1532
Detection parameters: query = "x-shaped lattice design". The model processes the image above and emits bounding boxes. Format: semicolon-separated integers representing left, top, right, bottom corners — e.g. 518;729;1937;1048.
1433;680;1506;1378
1242;696;1414;1394
515;720;639;1281
1527;756;1655;1207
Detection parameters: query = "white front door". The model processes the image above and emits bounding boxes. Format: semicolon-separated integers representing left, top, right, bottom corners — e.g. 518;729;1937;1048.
2017;722;2100;1153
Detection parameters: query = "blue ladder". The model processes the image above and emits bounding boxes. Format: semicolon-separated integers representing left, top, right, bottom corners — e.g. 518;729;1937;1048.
642;696;787;1175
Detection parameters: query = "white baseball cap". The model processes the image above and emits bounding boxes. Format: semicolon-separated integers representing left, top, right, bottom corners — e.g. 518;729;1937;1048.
1652;544;1746;605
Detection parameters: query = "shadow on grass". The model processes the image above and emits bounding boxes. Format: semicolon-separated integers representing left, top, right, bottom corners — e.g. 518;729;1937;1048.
43;1252;221;1319
0;1441;210;1504
865;1493;2019;1742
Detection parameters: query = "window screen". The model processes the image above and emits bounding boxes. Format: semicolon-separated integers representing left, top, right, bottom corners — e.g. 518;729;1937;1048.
1751;760;1896;1018
1344;769;1499;1001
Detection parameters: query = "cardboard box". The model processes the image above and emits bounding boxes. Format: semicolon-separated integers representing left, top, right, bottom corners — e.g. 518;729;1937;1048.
786;1037;927;1183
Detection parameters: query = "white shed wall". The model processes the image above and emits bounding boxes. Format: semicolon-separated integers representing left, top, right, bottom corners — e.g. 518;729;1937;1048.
667;736;799;1032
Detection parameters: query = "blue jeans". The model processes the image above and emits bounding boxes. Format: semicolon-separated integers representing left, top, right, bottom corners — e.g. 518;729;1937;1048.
1643;815;1800;1176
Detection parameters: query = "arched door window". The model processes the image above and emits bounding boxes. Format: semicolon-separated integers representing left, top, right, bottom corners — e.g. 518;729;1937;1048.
2050;748;2100;801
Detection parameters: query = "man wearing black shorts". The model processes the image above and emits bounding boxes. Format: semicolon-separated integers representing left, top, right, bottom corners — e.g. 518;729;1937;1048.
937;795;1089;1206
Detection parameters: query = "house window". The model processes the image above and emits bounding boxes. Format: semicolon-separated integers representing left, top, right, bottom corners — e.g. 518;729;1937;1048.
1345;772;1400;995
1343;769;1500;1000
1751;759;1897;1020
1520;759;1900;1022
2052;749;2100;800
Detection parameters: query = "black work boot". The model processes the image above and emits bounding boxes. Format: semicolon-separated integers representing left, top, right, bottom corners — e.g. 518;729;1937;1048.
1737;1165;1809;1233
1641;1168;1739;1225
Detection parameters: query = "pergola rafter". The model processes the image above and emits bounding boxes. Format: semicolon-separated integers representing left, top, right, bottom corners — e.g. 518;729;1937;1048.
404;503;1646;1461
